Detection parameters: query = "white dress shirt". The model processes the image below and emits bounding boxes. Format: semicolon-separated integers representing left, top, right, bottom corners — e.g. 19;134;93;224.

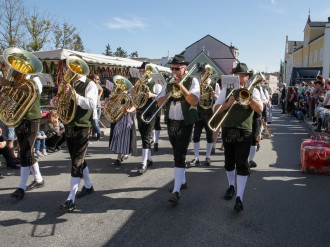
159;77;200;120
75;76;98;111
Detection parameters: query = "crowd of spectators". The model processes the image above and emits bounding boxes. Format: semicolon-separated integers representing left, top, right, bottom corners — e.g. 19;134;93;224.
280;75;330;134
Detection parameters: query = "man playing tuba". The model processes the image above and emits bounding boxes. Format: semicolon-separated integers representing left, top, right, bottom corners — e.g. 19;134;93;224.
0;48;46;200
190;63;220;167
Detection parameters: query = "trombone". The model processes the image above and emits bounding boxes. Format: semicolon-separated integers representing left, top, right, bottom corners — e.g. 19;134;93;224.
208;72;265;132
141;64;197;123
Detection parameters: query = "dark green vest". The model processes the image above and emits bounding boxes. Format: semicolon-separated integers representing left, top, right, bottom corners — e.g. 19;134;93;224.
221;104;254;130
26;94;41;120
72;79;93;127
164;77;198;125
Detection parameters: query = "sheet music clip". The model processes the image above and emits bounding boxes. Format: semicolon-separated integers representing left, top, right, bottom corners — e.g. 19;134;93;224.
129;68;141;78
151;73;167;86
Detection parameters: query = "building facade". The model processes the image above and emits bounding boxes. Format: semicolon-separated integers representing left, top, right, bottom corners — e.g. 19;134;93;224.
284;15;330;84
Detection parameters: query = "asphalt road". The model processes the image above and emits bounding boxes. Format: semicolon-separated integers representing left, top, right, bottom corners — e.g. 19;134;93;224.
1;107;330;247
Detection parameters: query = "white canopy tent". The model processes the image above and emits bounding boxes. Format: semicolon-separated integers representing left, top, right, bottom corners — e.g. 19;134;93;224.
32;49;170;73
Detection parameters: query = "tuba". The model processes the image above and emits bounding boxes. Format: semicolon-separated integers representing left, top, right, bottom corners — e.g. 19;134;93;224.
56;56;89;124
103;75;132;123
208;72;266;131
0;47;43;127
199;64;216;109
131;64;154;108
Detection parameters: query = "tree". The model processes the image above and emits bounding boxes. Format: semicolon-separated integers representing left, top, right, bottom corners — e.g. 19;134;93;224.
71;33;84;52
103;43;113;56
24;5;53;51
0;0;26;50
129;51;138;58
113;47;128;58
53;21;77;49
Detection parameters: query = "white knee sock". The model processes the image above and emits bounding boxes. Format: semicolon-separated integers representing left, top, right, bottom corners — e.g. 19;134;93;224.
18;167;30;190
194;142;200;159
83;166;92;189
248;145;257;162
31;162;43;183
155;130;160;143
226;170;236;187
148;148;152;161
67;177;81;202
206;142;213;158
152;130;156;143
173;167;185;193
141;148;149;167
212;141;216;148
236;175;248;201
182;168;186;184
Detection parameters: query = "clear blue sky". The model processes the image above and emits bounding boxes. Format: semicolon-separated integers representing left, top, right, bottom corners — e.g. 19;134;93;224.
30;0;330;73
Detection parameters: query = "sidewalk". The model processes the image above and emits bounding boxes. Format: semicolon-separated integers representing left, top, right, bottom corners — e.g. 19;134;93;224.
301;116;330;141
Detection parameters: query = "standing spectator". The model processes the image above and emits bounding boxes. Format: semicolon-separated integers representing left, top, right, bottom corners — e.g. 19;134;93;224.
310;76;325;122
280;83;287;114
90;74;103;141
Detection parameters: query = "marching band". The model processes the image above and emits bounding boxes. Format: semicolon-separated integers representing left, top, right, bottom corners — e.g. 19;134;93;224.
0;48;270;212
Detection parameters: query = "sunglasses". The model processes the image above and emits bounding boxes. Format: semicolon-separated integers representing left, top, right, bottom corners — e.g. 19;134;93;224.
170;67;183;71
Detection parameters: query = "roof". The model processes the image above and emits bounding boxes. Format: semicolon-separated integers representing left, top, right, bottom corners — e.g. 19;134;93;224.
32;49;170;72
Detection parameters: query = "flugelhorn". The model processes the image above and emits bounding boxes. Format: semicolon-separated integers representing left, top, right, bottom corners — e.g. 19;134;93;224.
56;55;90;124
0;47;43;127
141;64;197;123
208;72;265;131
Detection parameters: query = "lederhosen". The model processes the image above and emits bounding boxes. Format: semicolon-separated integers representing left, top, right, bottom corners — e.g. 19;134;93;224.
193;80;216;144
221;102;254;176
164;77;198;168
64;79;93;178
15;94;41;167
136;80;157;149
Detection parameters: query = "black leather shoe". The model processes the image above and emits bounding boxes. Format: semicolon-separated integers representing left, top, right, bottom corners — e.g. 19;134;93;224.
234;196;243;211
60;200;76;211
205;158;211;166
76;186;94;199
248;160;257;168
147;159;153;167
211;147;215;155
190;158;200;166
11;188;25;199
224;185;235;200
26;180;45;191
168;183;187;193
154;143;159;152
168;191;180;205
138;164;147;174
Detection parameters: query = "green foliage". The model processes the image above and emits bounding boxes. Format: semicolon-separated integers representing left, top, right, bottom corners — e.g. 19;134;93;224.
103;43;113;56
113;47;128;58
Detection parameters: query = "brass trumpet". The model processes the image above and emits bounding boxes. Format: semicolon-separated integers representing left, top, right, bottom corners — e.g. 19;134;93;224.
141;64;197;123
208;72;265;131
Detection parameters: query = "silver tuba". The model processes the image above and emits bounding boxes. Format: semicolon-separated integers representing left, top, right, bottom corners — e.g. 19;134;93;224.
0;47;43;127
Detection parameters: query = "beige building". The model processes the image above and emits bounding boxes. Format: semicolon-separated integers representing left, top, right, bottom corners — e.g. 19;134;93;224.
284;15;330;84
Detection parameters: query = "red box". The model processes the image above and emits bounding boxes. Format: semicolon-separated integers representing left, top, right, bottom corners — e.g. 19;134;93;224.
301;145;330;175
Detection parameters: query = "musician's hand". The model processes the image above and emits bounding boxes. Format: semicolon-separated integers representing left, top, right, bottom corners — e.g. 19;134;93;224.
211;91;216;99
226;96;235;107
147;91;155;99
